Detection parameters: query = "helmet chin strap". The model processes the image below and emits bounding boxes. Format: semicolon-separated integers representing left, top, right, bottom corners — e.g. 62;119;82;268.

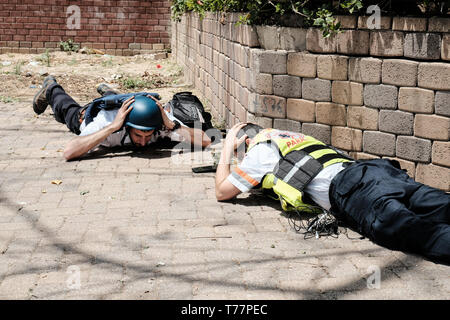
121;126;135;147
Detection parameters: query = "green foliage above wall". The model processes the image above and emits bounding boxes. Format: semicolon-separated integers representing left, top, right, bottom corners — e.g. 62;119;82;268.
171;0;449;37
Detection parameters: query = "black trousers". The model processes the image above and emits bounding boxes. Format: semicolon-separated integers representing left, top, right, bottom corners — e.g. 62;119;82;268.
46;83;117;135
46;83;83;135
330;159;450;265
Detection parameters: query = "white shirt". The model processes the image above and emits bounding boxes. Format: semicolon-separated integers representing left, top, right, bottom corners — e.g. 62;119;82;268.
78;108;186;148
227;142;347;211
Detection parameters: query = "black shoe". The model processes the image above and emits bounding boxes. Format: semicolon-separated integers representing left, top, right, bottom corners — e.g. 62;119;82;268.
32;75;57;115
97;83;118;96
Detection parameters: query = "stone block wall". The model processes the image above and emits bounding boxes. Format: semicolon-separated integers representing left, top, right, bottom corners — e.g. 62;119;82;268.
172;13;450;191
0;0;171;55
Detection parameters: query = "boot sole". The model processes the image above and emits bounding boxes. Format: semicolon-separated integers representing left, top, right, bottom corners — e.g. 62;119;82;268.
97;83;118;96
32;85;49;114
33;77;56;114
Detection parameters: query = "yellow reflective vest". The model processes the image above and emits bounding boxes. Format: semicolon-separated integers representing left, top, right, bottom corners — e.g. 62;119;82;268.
247;128;352;211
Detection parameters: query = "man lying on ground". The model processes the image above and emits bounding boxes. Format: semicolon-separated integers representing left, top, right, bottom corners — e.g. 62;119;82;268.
215;122;450;265
32;76;211;161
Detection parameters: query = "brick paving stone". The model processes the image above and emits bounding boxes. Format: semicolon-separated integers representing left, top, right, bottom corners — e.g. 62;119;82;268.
273;119;302;132
287;52;317;78
370;31;404;57
0;98;447;300
302;78;332;102
398;87;434;114
418;62;450;90
432;141;450;167
416;163;450;191
0;274;38;299
392;17;427;32
435;91;450;116
382;59;418;87
364;84;398;109
347;106;379;130
404;33;441;60
302;123;332;145
317;55;348;80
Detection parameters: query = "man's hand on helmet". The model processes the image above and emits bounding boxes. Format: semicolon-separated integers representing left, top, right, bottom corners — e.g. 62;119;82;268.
111;96;134;131
147;94;175;130
220;122;247;164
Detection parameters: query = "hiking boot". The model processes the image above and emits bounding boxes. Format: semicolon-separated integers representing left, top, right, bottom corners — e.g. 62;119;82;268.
32;75;57;115
96;83;118;96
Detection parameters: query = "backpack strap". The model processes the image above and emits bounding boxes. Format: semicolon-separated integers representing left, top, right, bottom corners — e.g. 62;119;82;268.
84;92;161;126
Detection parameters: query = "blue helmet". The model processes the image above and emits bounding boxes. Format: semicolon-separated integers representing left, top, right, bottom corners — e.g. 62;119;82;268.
125;96;163;131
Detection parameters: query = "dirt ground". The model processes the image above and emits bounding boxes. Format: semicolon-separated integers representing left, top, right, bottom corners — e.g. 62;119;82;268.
0;51;190;107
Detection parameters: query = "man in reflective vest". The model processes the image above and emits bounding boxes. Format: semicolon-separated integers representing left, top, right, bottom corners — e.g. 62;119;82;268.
215;123;450;265
32;76;211;161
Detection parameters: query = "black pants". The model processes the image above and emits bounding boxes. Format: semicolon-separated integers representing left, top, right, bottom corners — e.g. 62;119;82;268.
330;159;450;265
46;83;84;135
46;83;117;135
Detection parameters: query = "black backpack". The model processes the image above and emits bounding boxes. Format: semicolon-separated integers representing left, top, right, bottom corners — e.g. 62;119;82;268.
165;92;214;132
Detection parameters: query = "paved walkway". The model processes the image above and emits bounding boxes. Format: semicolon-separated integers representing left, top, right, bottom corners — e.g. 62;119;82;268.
0;99;448;300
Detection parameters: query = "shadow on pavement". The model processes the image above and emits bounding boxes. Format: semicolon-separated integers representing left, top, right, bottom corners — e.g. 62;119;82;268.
0;188;429;300
68;138;208;162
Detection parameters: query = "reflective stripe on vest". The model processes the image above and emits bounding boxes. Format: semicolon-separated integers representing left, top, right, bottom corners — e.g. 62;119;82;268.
283;154;313;183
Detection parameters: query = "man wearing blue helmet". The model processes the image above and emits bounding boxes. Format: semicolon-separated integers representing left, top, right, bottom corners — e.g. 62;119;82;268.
32;76;211;161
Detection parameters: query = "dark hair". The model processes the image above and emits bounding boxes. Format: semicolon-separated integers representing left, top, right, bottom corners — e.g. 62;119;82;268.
236;123;263;153
237;123;263;139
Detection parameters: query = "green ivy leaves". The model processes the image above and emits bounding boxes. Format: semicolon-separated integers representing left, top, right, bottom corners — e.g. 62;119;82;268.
170;0;447;38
